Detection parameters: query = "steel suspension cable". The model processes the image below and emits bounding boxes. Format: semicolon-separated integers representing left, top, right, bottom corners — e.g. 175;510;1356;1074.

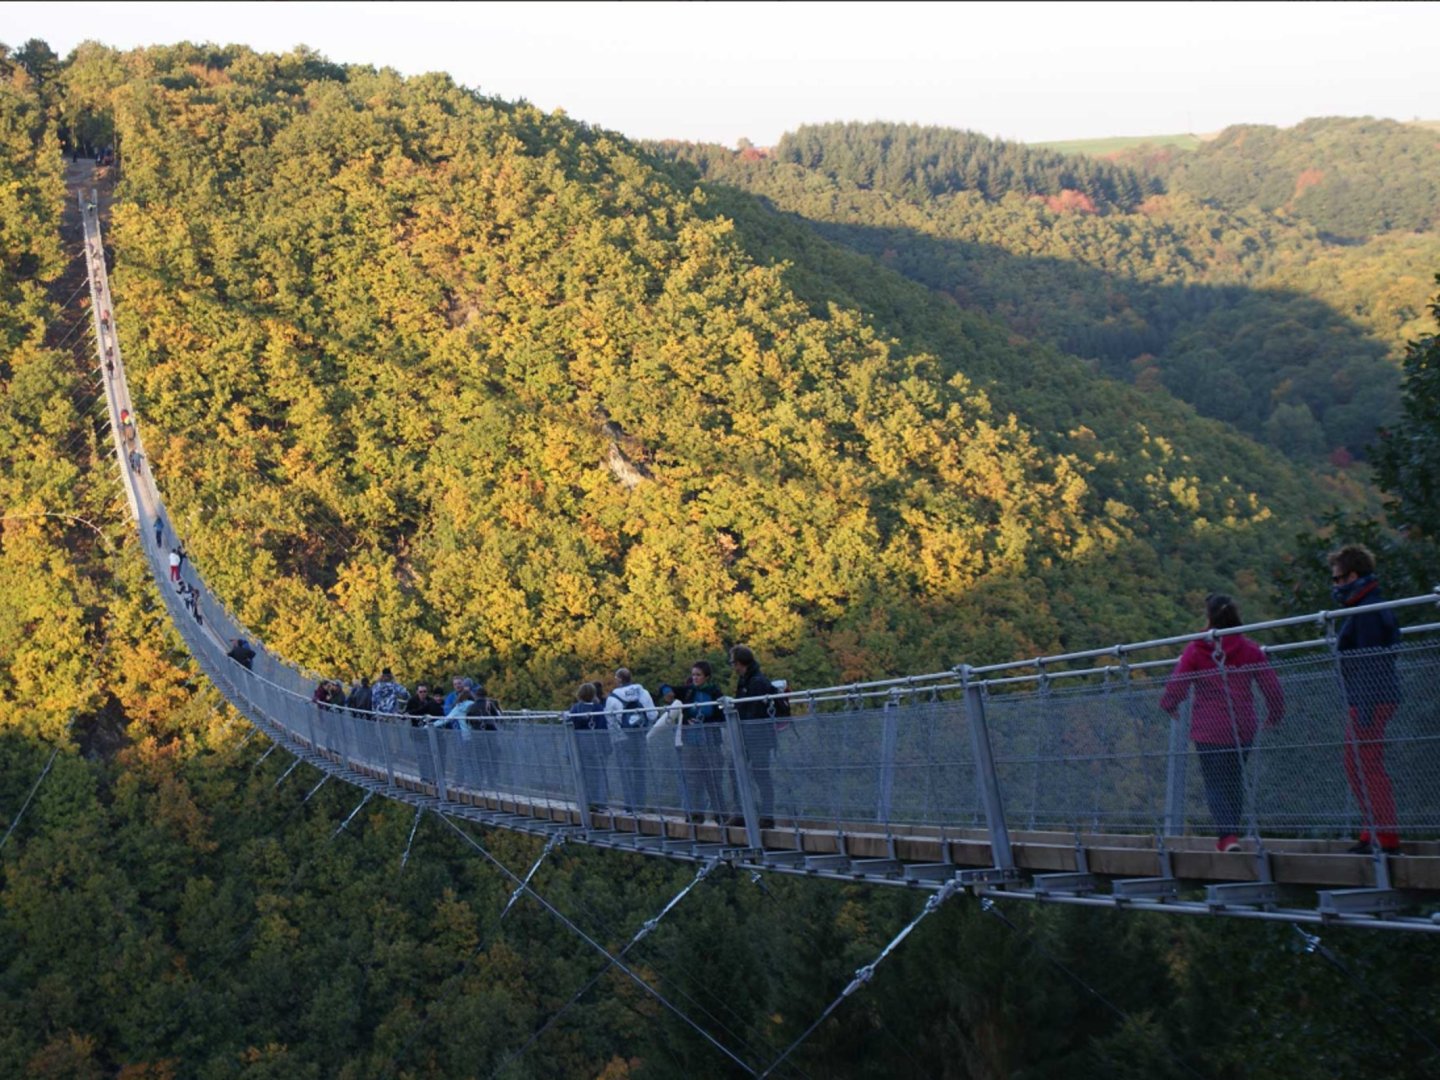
0;718;77;853
1293;927;1440;1061
555;865;809;1078
378;828;568;1080
980;897;1207;1080
435;812;758;1076
490;858;719;1079
757;879;961;1079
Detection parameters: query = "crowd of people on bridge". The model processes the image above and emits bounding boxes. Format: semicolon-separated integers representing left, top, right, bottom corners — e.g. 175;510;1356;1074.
294;647;791;829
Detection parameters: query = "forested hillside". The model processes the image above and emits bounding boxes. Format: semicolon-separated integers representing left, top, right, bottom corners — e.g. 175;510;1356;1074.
1165;117;1440;239
772;121;1160;210
661;120;1439;463
3;39;1439;1080
74;44;1319;703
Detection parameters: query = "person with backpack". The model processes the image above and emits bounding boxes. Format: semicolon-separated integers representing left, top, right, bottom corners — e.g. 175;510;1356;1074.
227;638;256;671
469;683;502;728
605;668;656;814
730;645;782;829
468;682;505;790
568;682;611;812
677;660;727;825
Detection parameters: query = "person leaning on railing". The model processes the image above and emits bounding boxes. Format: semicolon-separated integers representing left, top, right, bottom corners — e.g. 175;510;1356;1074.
1159;594;1284;854
677;661;726;825
1329;543;1403;856
730;645;780;830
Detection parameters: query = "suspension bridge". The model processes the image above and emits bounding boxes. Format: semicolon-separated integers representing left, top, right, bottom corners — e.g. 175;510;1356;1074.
77;189;1440;943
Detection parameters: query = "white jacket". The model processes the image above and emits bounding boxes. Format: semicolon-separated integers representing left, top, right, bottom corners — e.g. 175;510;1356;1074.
605;684;656;733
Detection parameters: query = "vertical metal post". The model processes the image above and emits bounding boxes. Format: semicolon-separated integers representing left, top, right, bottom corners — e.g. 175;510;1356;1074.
303;699;321;758
564;722;593;831
378;719;396;789
335;707;352;772
876;690;899;824
1026;662;1049;830
722;698;763;850
1163;698;1191;836
426;724;447;803
959;666;1014;871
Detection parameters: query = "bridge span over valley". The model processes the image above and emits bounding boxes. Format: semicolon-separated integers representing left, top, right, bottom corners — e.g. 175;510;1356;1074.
80;191;1440;937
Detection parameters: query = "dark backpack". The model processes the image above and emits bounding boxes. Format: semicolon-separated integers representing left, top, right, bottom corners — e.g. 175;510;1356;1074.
608;691;647;730
768;680;793;731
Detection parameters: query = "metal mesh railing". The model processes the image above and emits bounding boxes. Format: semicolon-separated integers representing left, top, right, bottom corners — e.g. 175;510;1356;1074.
85;191;1440;861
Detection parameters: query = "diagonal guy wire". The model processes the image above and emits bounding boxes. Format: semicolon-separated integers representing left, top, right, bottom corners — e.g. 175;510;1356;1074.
437;812;757;1076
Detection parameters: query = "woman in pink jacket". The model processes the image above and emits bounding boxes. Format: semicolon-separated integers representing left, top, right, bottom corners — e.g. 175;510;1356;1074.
1159;594;1285;852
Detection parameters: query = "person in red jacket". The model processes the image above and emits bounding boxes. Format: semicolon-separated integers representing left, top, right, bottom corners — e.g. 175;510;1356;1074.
1159;594;1285;852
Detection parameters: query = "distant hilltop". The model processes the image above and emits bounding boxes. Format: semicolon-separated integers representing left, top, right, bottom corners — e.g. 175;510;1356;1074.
1032;117;1440;157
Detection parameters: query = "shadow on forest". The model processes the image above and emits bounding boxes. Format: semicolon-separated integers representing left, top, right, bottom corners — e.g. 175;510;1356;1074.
720;191;1401;461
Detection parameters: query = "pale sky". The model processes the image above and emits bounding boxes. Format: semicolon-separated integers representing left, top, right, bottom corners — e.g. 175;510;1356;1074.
6;1;1435;146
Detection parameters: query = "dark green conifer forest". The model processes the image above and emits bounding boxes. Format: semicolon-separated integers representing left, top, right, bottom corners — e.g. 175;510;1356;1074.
2;39;1438;1078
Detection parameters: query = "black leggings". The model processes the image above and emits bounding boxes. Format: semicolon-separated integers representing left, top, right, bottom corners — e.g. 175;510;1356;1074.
1195;743;1250;837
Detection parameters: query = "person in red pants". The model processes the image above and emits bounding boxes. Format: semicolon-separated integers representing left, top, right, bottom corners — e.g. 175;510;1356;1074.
1330;544;1403;855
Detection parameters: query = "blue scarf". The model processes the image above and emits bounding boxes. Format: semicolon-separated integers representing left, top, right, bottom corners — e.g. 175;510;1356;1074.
1332;573;1378;606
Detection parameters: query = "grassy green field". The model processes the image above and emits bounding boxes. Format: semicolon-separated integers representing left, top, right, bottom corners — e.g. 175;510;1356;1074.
1037;119;1440;157
1030;132;1203;156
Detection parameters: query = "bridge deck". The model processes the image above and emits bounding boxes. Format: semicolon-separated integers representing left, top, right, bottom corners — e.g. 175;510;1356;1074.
79;188;1440;930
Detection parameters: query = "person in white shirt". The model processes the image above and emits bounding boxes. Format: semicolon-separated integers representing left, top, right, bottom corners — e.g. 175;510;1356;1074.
605;667;656;814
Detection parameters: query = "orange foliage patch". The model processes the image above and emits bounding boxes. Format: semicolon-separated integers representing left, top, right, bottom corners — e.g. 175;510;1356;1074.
1292;168;1326;200
1040;189;1098;214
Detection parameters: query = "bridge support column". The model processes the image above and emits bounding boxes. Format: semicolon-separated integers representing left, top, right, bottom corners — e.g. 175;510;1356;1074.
564;723;593;831
379;722;396;790
426;724;447;804
722;698;763;851
876;690;899;824
1163;699;1191;836
959;666;1014;873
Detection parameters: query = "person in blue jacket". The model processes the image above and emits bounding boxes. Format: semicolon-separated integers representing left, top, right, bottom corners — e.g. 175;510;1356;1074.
568;682;611;811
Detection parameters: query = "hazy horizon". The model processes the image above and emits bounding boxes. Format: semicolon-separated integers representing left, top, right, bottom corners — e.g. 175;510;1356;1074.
6;1;1436;148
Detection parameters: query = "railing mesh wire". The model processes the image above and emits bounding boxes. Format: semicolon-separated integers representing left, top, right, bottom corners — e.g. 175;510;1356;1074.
86;194;1440;850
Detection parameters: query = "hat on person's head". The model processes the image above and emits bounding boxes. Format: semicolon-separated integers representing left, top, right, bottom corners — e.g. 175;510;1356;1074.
659;684;675;697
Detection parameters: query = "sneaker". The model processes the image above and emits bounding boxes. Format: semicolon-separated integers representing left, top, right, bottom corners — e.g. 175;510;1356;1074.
1351;840;1403;856
1215;835;1241;853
